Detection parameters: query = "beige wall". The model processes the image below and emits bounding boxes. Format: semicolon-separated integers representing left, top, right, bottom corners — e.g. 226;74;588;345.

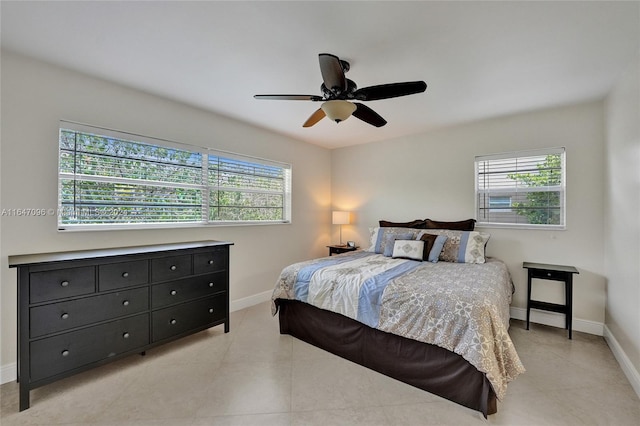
331;101;606;331
604;55;640;393
0;51;332;376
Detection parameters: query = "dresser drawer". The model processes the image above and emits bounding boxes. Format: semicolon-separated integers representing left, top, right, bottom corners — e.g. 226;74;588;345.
151;254;192;283
193;249;228;274
151;272;226;309
30;266;95;303
30;288;149;338
30;314;149;382
99;260;149;291
152;294;226;342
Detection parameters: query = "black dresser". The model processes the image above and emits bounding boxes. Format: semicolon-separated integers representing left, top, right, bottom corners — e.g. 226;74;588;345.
9;240;233;411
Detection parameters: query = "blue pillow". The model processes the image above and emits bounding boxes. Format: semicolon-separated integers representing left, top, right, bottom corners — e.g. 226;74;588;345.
382;232;414;257
427;235;448;262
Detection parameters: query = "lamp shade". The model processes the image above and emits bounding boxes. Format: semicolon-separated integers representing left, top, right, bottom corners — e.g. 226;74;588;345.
321;100;356;123
332;211;350;225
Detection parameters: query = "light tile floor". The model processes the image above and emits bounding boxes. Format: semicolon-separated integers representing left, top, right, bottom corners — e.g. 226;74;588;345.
1;302;639;425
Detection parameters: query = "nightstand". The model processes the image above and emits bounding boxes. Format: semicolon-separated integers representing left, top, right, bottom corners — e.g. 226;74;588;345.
327;245;358;256
523;262;579;339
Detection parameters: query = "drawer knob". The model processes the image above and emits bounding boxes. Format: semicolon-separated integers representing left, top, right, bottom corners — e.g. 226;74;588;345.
170;265;177;271
123;332;130;339
170;319;177;325
209;282;214;288
208;260;214;265
547;272;552;277
209;308;214;314
170;290;177;296
122;272;129;278
122;300;130;306
61;350;69;357
60;280;69;287
61;313;69;320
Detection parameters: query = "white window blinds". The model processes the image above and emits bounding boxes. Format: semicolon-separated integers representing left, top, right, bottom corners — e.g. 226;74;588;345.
58;121;291;230
475;147;566;229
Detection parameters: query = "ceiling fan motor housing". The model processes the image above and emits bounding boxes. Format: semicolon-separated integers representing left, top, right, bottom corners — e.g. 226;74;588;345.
321;79;358;100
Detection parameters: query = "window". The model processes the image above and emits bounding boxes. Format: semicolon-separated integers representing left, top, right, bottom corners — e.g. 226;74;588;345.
475;148;565;229
58;121;291;230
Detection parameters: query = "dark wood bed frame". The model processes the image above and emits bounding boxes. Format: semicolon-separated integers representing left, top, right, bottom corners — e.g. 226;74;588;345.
276;299;497;417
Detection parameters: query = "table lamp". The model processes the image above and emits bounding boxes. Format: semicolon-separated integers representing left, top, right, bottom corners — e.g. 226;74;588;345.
332;211;350;246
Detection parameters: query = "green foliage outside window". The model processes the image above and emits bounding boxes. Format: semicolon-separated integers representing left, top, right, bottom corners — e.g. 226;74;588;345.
507;154;562;225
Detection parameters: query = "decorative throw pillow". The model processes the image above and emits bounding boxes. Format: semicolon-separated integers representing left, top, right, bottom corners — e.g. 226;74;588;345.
425;218;476;231
391;240;424;261
419;233;437;260
423;234;448;262
418;230;489;263
382;232;414;257
367;227;422;254
379;219;427;229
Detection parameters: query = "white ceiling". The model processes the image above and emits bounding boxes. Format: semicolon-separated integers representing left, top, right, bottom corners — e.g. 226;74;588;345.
1;1;638;149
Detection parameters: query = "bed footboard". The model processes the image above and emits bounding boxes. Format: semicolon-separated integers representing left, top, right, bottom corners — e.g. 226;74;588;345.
276;299;497;417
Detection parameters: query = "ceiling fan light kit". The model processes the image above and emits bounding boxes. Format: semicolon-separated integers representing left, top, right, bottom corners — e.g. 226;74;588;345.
321;100;357;123
254;53;427;128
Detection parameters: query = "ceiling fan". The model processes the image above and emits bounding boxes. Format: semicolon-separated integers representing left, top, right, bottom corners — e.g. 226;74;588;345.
254;53;427;128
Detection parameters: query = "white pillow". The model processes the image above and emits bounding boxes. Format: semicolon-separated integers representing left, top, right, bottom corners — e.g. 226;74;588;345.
391;240;424;261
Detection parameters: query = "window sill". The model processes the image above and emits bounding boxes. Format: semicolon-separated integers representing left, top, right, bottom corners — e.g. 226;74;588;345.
58;220;291;232
475;223;566;231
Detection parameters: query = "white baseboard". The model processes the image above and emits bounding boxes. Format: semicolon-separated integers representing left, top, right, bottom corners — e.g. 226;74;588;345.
1;362;16;385
230;290;272;312
509;306;604;336
603;325;640;399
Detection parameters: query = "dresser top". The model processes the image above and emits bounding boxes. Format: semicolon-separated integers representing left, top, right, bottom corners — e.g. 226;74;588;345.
8;240;233;267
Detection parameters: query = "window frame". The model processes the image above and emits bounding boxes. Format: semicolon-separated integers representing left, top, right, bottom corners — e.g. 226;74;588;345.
58;121;292;231
475;147;566;230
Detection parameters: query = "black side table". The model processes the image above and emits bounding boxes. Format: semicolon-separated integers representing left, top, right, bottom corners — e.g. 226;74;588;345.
327;245;358;256
523;262;579;339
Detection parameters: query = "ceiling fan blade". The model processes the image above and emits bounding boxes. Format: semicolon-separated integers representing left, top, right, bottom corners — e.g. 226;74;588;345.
354;81;427;101
319;53;347;94
352;103;387;127
254;94;322;101
302;108;326;127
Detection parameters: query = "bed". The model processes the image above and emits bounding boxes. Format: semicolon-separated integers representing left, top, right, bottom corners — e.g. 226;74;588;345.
271;225;525;417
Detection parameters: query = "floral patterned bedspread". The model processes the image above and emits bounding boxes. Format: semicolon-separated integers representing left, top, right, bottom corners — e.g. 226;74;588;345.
271;252;525;399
